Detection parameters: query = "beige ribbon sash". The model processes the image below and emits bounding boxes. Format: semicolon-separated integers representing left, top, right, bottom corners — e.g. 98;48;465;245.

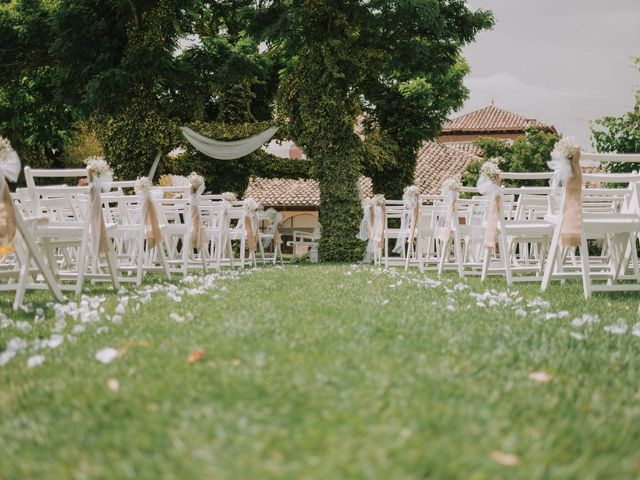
190;204;206;249
274;226;283;246
0;179;16;242
559;148;583;248
368;204;375;239
483;175;501;249
438;195;456;244
88;170;108;256
143;196;163;250
244;214;258;253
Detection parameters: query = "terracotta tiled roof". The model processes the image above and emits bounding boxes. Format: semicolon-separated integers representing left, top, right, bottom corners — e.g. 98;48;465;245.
444;141;484;157
247;142;479;206
415;141;482;194
442;104;554;134
245;176;373;208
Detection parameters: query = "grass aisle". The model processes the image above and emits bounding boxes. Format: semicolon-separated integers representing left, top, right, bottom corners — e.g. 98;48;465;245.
1;265;640;479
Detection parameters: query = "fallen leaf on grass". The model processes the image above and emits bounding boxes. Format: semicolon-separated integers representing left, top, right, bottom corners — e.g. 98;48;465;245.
188;350;204;364
529;371;552;382
117;340;150;355
490;450;519;466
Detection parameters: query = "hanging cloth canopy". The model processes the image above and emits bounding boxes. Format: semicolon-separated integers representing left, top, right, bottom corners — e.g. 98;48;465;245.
180;126;279;160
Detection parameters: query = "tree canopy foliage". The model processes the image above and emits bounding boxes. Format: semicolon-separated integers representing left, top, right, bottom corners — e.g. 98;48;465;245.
1;0;492;261
252;0;492;260
592;58;640;172
461;128;560;188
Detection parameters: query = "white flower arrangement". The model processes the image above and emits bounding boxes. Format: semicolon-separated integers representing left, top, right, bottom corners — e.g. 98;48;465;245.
167;147;186;159
403;185;420;199
186;171;205;195
265;208;281;222
552;136;580;160
480;160;501;182
134;176;152;195
222;192;237;202
0;136;21;183
441;177;462;194
372;194;386;206
85;156;112;177
0;136;12;160
243;197;260;213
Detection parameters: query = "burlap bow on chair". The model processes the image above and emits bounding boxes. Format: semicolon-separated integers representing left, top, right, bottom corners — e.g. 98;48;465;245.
273;223;283;247
190;196;206;249
143;195;163;250
559;148;582;248
244;213;259;254
0;179;16;246
87;169;109;256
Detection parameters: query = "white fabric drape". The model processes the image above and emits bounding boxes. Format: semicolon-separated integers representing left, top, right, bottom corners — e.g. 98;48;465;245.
181;126;279;160
393;196;418;254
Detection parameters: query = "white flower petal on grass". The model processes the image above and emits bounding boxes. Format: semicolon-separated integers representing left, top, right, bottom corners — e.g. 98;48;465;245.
107;378;120;392
6;337;27;353
27;355;45;368
46;334;64;349
571;314;600;328
570;331;586;340
169;312;185;323
15;321;32;332
0;316;13;329
528;371;552;382
0;350;16;366
603;319;627;335
632;323;640;337
96;348;119;364
53;319;66;332
71;325;86;335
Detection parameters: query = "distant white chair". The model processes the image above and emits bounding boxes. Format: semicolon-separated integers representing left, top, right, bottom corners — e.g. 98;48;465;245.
288;222;321;262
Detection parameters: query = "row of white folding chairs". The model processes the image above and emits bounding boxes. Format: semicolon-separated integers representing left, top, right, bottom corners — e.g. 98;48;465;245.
380;174;640;298
2;167;281;308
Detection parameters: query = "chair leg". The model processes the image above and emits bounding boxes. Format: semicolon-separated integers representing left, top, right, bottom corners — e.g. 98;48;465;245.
454;232;464;278
579;233;591;299
541;227;560;292
16;218;65;303
499;234;513;285
437;239;448;276
481;246;492;282
104;241;121;291
159;244;171;280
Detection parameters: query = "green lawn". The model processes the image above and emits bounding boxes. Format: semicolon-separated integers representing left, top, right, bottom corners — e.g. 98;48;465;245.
1;265;640;479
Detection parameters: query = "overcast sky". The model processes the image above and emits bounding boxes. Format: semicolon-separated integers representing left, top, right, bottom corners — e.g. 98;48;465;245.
460;0;639;148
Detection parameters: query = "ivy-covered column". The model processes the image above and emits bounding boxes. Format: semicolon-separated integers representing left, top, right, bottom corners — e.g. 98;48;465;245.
279;44;364;262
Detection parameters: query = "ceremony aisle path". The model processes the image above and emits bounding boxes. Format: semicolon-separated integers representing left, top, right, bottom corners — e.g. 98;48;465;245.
1;265;639;479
